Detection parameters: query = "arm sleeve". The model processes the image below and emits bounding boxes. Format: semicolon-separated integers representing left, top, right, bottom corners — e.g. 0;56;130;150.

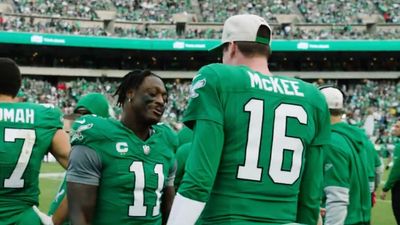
323;145;350;225
296;144;325;225
324;186;349;225
311;92;332;146
167;120;224;225
183;65;223;128
166;160;177;187
383;147;400;191
39;106;64;129
66;145;102;186
177;120;224;202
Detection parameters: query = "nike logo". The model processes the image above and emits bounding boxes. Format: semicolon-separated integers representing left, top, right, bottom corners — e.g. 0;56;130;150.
75;119;86;124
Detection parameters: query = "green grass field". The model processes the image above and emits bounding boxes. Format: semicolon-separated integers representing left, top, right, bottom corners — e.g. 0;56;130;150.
38;162;397;224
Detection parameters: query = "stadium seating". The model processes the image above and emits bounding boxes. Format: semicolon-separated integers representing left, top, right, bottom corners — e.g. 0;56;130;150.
0;0;399;39
12;0;111;19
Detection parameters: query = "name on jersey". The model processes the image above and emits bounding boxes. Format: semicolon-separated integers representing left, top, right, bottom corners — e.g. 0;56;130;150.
248;72;304;97
0;108;34;124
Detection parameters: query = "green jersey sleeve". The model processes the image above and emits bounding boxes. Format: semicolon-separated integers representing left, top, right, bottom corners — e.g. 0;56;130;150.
297;144;324;225
183;66;223;128
311;91;331;146
324;144;351;189
37;105;64;129
383;144;400;191
178;120;224;203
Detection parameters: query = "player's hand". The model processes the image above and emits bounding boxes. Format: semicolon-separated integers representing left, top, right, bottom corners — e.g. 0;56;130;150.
32;206;54;225
320;208;326;217
371;192;376;207
380;191;387;200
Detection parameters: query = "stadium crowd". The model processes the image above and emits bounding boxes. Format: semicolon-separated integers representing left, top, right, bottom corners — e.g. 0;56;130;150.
1;0;400;39
18;77;400;144
12;0;110;19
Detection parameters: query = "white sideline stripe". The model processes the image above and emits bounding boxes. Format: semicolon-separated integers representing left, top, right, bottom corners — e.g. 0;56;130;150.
39;172;65;179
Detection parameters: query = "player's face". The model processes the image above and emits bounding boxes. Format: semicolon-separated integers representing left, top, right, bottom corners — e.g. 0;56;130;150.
133;76;167;125
392;121;400;137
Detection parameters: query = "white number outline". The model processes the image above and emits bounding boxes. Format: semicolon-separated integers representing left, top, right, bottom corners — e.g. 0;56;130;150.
236;100;308;185
4;128;36;188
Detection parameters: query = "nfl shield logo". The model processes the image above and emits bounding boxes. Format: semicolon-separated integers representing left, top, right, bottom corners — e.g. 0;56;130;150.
143;145;151;155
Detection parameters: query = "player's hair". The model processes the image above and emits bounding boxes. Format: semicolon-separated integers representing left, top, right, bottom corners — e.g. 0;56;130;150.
222;25;271;58
0;58;21;97
114;69;163;107
318;85;346;117
329;109;343;116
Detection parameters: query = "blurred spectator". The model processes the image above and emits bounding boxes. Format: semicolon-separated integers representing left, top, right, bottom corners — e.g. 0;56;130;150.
12;0;110;19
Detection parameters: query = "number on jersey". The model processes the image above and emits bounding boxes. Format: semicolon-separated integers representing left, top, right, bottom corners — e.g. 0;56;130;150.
129;161;164;217
237;99;307;185
3;128;36;188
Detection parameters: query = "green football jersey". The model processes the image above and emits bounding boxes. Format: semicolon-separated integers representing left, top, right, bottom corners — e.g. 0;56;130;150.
0;102;63;221
181;64;331;224
71;116;175;225
177;125;193;147
157;122;179;153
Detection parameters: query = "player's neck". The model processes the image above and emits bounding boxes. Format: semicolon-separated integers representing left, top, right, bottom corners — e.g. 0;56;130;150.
236;56;271;75
0;94;16;102
120;114;151;141
330;116;342;124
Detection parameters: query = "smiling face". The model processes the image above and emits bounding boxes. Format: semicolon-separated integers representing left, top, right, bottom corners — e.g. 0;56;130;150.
129;75;167;126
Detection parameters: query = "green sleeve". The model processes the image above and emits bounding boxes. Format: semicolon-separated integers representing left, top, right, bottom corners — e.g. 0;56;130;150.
324;145;350;188
183;65;223;128
174;142;192;189
177;120;224;203
296;144;325;225
383;144;400;192
311;97;331;146
38;106;63;129
48;176;67;215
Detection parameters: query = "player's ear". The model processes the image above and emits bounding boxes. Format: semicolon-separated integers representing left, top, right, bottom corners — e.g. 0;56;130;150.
126;89;135;102
230;42;237;58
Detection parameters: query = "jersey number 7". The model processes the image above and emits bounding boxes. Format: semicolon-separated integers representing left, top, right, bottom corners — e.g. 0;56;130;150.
3;128;36;188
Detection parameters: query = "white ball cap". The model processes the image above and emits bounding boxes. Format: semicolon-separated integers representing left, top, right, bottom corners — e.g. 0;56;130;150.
320;87;344;109
221;14;272;45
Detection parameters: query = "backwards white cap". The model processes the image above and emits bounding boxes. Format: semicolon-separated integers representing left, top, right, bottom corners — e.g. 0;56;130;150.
320;87;344;109
210;14;272;51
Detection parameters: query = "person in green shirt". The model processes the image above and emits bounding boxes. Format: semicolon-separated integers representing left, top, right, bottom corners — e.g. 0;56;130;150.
33;93;112;225
67;70;176;225
174;142;191;189
320;86;371;225
381;119;400;224
0;58;70;225
167;14;331;225
177;125;193;147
